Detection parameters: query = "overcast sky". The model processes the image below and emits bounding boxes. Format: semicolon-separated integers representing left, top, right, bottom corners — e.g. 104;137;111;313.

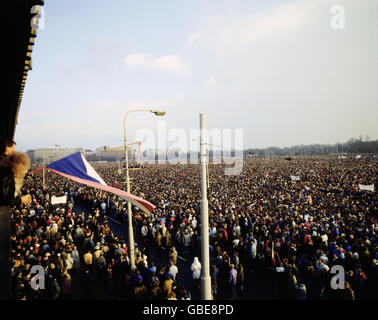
15;0;378;152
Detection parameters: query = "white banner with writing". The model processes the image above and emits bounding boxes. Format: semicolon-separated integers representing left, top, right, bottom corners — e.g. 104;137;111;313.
51;195;67;205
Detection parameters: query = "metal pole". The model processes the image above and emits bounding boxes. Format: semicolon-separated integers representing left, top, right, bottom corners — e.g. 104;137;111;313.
42;149;45;189
124;113;136;271
200;114;212;300
206;162;209;190
122;109;165;271
137;142;141;165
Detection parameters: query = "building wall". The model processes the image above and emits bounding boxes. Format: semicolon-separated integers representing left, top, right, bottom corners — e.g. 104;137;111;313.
28;148;84;164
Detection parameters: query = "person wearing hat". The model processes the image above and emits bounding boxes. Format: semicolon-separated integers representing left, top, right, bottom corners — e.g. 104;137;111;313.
93;245;102;261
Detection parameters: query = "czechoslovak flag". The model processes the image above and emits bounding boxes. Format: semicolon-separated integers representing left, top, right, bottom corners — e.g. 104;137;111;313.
47;152;155;214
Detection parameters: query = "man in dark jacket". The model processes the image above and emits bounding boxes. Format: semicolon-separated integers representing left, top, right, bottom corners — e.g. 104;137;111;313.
0;138;31;299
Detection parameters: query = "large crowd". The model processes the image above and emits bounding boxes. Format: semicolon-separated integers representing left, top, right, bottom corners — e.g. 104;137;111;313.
9;155;378;300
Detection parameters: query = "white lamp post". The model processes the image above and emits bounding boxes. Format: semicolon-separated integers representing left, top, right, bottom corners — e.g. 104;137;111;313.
123;109;166;271
192;139;220;190
199;114;212;300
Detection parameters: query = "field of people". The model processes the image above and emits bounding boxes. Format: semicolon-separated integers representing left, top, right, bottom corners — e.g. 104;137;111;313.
10;155;377;300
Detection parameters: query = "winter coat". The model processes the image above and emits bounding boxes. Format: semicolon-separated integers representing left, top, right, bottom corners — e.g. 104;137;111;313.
191;257;202;280
183;233;191;247
72;250;80;269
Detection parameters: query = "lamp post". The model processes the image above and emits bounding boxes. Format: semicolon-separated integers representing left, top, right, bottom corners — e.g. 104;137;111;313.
123;109;166;271
205;143;220;190
192;139;220;190
199;114;212;300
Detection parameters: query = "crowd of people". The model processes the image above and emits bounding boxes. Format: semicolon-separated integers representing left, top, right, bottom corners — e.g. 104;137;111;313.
8;154;378;300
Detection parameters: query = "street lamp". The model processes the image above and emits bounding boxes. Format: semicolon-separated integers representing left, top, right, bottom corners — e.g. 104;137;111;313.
151;110;166;116
123;108;166;271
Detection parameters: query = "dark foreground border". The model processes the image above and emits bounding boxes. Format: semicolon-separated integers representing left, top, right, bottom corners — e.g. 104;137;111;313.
0;299;375;319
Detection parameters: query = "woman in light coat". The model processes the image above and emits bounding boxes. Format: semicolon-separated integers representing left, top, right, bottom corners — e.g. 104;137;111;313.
191;257;202;292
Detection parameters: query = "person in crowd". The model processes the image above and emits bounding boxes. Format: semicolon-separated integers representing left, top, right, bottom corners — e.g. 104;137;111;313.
178;286;191;300
169;262;178;281
169;247;178;266
229;264;238;300
237;263;245;297
191;257;202;293
163;274;174;298
61;273;71;299
7;155;377;301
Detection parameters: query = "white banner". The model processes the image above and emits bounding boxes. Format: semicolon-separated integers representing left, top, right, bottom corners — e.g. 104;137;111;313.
356;155;361;159
290;176;300;181
359;184;374;192
51;195;67;205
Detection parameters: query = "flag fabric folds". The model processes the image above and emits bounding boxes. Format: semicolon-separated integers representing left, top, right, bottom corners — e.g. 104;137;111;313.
48;152;107;185
110;182;121;189
47;152;155;214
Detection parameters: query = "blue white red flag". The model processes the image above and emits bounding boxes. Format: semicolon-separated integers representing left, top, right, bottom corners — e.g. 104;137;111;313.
47;152;155;214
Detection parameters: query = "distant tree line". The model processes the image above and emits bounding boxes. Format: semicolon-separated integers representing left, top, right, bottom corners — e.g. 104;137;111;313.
83;136;378;163
243;137;378;157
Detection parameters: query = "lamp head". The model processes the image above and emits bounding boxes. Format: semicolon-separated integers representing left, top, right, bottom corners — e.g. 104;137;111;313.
151;110;166;116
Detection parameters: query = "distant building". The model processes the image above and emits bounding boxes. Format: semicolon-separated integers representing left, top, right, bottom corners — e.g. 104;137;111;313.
138;148;184;163
27;148;84;164
95;146;135;162
27;146;137;164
